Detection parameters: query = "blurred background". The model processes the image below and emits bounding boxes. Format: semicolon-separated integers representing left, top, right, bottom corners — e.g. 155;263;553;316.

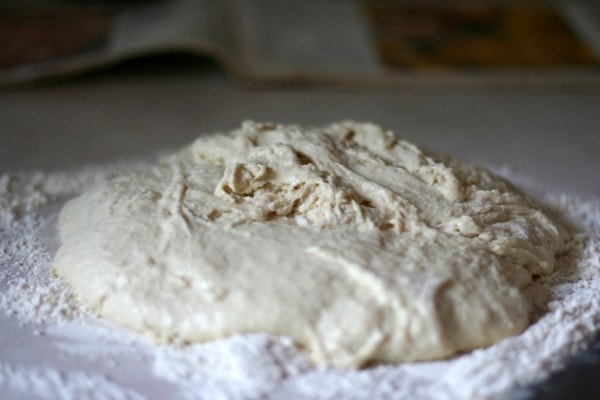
1;0;599;199
0;1;599;398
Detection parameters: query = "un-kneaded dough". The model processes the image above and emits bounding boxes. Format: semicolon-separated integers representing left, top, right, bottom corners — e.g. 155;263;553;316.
53;121;564;368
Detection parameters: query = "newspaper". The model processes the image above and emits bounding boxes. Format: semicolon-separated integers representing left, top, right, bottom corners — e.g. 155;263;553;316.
1;0;600;87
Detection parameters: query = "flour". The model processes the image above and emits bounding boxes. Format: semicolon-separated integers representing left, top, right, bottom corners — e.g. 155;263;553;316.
0;363;145;400
0;160;598;399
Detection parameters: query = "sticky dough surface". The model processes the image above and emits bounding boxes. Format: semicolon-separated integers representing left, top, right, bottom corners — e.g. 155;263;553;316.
53;121;564;367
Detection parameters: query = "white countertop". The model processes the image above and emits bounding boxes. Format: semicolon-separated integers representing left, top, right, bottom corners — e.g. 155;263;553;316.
1;61;599;400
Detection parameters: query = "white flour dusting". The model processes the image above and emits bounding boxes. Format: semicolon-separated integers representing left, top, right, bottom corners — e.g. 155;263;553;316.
0;363;145;400
0;163;598;400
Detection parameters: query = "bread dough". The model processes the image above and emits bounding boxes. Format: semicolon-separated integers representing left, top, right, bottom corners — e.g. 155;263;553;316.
53;121;564;368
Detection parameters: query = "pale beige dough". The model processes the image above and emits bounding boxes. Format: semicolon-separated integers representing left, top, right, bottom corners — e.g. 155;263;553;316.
53;121;564;367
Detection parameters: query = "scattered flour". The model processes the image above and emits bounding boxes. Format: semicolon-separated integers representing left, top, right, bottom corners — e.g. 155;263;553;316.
0;161;598;400
0;363;145;400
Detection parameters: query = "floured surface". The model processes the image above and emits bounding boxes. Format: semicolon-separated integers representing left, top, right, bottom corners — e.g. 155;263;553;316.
53;122;562;367
1;151;599;399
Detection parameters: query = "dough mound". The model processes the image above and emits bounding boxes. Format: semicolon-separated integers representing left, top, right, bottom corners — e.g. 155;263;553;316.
54;121;564;367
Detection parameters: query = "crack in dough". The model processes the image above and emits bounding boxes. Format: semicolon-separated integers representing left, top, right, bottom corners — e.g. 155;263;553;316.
53;121;564;367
